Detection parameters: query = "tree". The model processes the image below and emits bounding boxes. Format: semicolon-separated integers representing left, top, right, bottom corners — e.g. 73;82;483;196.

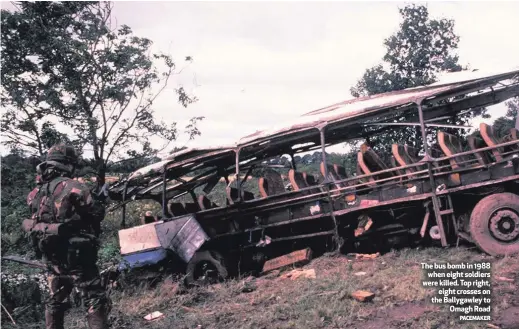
492;98;518;136
350;4;484;157
1;1;203;187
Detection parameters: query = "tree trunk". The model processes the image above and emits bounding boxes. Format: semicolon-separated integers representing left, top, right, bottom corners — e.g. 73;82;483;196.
96;160;106;191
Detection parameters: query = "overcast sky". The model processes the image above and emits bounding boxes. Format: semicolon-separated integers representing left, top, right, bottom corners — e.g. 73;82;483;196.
109;1;519;153
2;1;519;156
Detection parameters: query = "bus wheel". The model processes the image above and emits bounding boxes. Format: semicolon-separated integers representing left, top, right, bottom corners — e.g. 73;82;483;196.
469;193;519;256
184;251;228;286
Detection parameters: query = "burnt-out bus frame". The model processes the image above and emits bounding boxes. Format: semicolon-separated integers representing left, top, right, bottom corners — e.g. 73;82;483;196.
109;69;519;278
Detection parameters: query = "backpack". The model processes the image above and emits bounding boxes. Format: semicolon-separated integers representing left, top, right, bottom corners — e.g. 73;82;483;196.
34;177;69;224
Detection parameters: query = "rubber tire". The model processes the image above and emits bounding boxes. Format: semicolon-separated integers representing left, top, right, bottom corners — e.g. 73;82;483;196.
469;192;519;257
184;250;228;286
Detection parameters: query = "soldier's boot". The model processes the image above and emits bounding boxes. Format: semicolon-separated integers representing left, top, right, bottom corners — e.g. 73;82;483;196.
45;309;65;329
86;307;109;329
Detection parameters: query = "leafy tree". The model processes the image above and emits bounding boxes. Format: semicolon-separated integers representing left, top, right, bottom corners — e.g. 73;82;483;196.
1;1;202;187
1;153;38;253
492;98;518;136
350;4;484;156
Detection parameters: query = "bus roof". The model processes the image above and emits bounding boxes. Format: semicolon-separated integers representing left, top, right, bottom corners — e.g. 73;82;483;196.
237;68;519;147
111;67;518;193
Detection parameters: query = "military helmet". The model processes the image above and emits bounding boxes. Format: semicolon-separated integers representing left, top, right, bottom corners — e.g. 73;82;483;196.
46;144;79;165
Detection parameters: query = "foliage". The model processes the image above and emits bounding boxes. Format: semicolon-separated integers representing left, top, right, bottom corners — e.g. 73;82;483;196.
351;4;461;98
0;153;39;254
1;1;202;187
490;97;519;137
349;4;485;155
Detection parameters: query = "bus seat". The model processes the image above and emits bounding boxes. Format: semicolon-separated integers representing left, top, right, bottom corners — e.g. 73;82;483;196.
288;169;309;191
356;160;367;184
357;144;395;184
390;156;406;176
198;195;218;210
404;145;422;163
392;144;417;173
302;172;318;186
184;202;201;214
408;145;447;173
168;202;187;217
502;127;519;152
392;144;428;177
258;177;268;198
467;135;492;165
226;187;255;205
438;131;475;169
333;164;347;179
319;162;343;190
258;168;286;197
333;164;357;187
480;123;504;162
242;190;255;201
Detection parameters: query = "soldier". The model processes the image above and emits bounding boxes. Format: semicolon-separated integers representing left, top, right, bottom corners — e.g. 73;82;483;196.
24;144;110;329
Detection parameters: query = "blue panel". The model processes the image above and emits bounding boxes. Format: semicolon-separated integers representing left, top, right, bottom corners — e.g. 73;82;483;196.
118;248;168;271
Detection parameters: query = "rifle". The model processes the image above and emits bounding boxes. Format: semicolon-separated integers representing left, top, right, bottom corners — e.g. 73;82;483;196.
1;255;48;271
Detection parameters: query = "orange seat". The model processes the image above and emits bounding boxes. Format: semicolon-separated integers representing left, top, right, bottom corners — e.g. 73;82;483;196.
288;169;309;191
357;143;395;185
258;168;285;198
480;123;504;162
438;131;476;169
226;187;255;205
319;162;341;189
467;135;492;165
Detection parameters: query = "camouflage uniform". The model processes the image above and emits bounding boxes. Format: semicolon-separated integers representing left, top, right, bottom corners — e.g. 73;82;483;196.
26;144;110;329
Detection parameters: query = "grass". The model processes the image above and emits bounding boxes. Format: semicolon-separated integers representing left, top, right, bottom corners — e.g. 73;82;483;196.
5;246;517;329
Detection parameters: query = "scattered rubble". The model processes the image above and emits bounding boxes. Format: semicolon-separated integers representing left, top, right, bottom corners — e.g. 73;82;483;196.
486;324;501;329
354;215;373;237
350;290;375;302
144;311;164;321
263;269;280;279
280;269;316;280
346;252;380;260
495;276;514;283
262;248;312;273
239;279;257;293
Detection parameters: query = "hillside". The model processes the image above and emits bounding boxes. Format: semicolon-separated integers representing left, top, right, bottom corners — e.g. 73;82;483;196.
3;247;518;329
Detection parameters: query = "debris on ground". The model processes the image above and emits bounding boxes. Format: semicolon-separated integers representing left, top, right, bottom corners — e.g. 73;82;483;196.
144;311;164;321
239;280;257;293
262;248;312;273
354;271;367;276
354;215;373;237
263;269;280;279
280;268;316;280
486;324;500;329
350;290;375;302
346;252;380;260
497;306;519;329
495;276;514;282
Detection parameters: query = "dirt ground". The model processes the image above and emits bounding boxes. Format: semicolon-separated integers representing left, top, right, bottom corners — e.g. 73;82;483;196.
3;246;518;329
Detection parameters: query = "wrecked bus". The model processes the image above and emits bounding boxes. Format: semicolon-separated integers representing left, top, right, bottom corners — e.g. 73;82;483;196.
108;68;519;285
